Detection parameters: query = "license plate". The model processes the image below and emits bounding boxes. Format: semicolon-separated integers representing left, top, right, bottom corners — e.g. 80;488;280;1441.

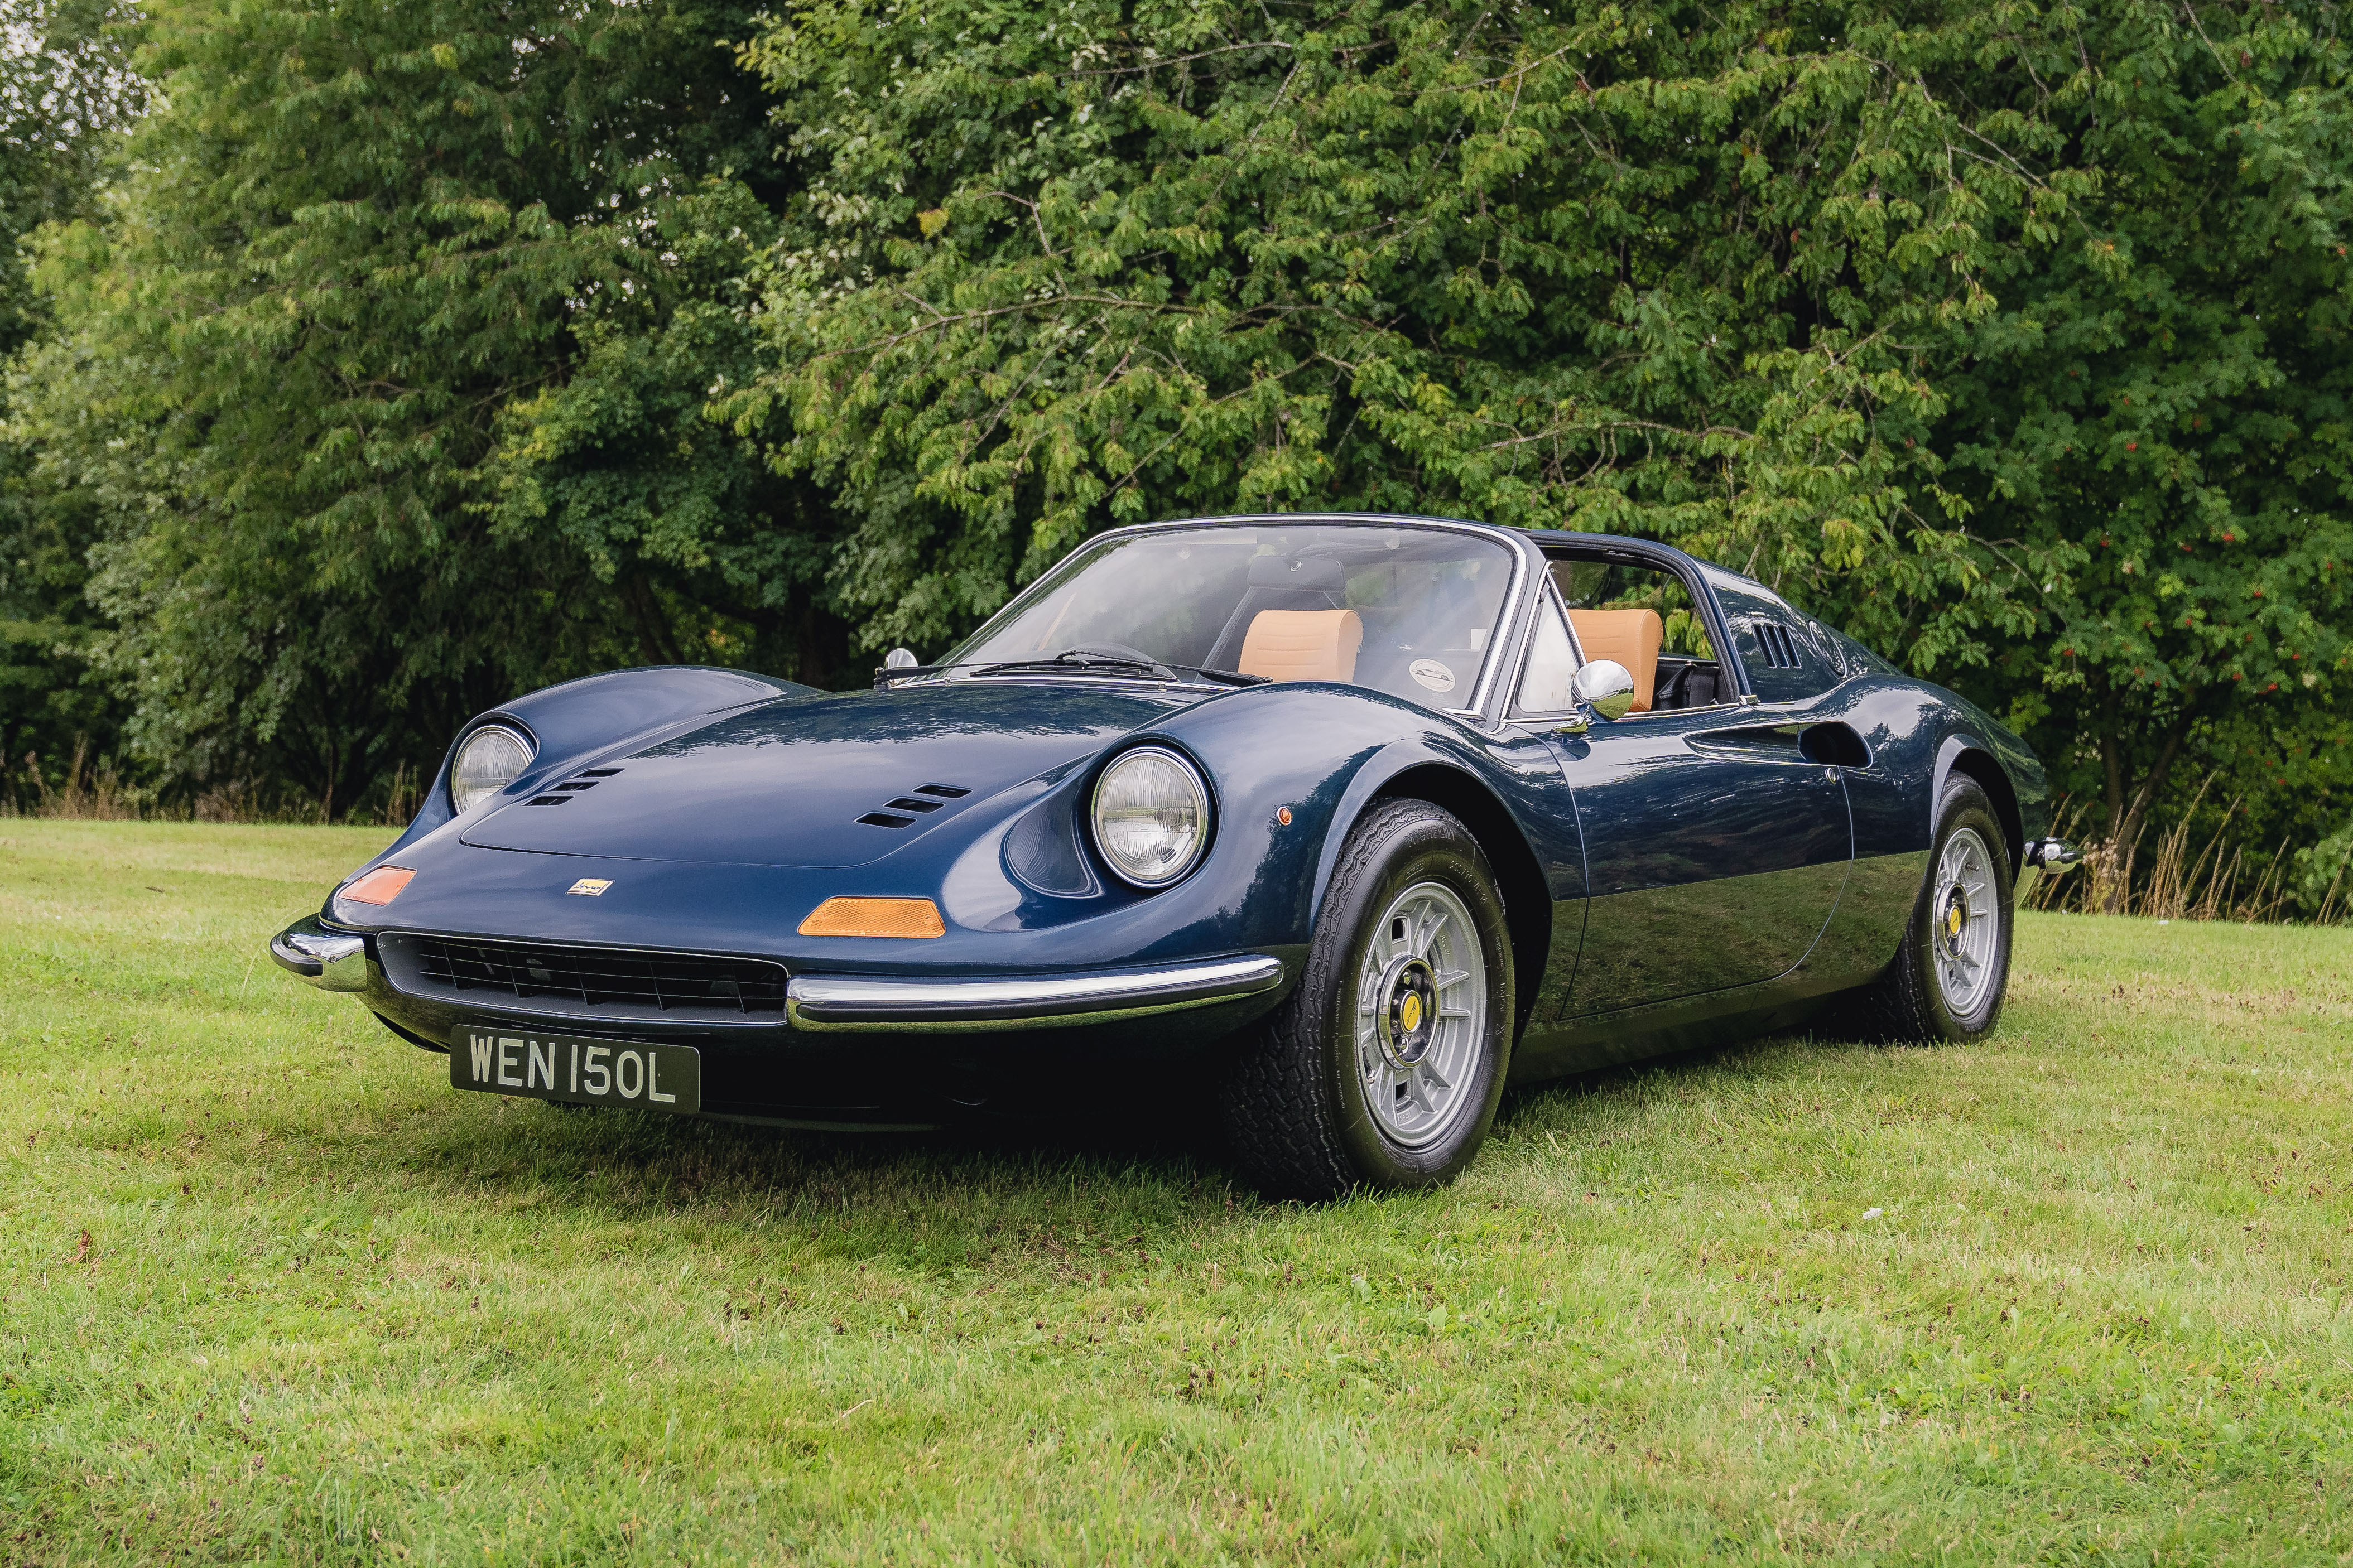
450;1027;701;1115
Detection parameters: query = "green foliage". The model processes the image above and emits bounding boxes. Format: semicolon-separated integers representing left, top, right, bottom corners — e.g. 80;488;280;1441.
1924;0;2353;855
19;0;800;808
0;0;2345;871
734;0;2052;655
739;0;2353;855
0;0;139;806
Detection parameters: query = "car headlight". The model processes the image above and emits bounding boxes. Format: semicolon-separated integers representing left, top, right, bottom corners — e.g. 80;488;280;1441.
450;724;534;814
1091;746;1209;887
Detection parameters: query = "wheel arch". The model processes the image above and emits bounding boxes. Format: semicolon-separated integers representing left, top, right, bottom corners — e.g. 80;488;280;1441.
1353;762;1551;1040
1936;735;2024;876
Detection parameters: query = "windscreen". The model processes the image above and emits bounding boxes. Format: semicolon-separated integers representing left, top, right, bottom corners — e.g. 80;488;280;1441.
951;524;1519;707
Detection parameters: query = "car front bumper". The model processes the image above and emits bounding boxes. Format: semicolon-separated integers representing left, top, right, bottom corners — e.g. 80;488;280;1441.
2017;837;2081;899
269;914;1287;1034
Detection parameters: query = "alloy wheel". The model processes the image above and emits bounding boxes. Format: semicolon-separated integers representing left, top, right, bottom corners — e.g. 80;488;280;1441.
1354;880;1488;1149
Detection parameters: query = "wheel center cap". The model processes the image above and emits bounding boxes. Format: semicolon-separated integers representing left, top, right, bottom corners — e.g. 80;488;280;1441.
1938;887;1969;956
1377;957;1438;1067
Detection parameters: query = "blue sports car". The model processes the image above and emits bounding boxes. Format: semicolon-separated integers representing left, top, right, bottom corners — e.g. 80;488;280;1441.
272;514;2077;1197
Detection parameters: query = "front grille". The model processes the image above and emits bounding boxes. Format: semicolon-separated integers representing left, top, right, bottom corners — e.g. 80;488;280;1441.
379;934;786;1020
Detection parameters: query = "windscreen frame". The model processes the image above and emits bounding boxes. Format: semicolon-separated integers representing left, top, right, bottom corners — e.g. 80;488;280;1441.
939;514;1536;717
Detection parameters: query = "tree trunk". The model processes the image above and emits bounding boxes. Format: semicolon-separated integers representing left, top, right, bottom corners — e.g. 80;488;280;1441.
2097;703;2200;914
621;573;684;667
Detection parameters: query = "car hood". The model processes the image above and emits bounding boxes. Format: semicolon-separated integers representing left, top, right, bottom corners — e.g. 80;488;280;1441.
460;679;1207;869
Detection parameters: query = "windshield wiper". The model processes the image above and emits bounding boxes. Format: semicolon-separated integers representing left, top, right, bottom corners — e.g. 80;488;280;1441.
875;652;1269;688
1173;664;1269;687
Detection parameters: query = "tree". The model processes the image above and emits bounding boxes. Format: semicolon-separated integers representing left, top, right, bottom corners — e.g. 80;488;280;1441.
1924;0;2353;907
737;0;2352;894
0;0;139;808
25;0;805;812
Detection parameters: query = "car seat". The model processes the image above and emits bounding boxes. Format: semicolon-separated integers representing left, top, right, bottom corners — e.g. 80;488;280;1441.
1567;608;1663;712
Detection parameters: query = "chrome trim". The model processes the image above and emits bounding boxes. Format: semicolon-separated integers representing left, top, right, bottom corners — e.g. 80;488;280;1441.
450;722;538;815
2025;838;2081;871
1090;744;1212;889
930;513;1531;715
270;914;369;992
785;954;1287;1033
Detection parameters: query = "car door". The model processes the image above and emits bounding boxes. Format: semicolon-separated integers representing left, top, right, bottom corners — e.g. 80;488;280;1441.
1512;573;1852;1020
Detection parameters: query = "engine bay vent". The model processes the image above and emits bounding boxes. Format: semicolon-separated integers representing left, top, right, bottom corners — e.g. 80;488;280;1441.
856;782;971;829
523;765;624;807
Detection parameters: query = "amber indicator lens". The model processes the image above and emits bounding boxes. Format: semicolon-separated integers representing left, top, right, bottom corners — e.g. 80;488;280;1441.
798;896;945;939
341;866;416;905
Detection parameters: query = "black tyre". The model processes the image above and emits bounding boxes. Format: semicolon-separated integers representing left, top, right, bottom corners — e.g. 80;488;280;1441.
1220;799;1514;1199
1849;774;2014;1043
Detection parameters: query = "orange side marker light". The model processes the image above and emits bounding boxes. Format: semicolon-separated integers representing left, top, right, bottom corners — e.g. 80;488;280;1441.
798;896;945;939
341;866;416;905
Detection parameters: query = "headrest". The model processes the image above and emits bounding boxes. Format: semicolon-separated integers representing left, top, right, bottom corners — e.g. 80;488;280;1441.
1246;554;1346;591
1238;609;1363;684
1567;607;1664;712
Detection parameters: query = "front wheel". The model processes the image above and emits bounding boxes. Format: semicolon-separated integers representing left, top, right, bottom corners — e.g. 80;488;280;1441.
1220;799;1514;1199
1848;773;2015;1043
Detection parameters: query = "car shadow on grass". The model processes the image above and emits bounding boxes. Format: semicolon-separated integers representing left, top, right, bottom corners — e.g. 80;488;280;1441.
370;1085;1268;1270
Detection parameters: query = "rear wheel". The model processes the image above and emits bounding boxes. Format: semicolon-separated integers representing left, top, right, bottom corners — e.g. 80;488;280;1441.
1220;799;1513;1199
1849;774;2014;1043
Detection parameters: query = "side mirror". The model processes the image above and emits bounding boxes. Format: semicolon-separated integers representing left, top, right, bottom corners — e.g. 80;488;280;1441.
1571;659;1638;721
883;648;921;670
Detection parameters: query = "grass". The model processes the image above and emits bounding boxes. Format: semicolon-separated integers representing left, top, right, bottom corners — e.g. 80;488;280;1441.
3;820;2352;1564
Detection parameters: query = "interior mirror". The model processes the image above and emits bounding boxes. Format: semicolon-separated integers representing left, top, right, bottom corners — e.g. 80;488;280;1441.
1571;658;1637;721
883;648;921;670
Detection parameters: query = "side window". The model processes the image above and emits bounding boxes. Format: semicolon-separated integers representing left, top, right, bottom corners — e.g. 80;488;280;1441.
1545;554;1734;712
1514;596;1579;713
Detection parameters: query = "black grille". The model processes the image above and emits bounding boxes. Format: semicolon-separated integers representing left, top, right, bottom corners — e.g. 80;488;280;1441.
381;934;785;1019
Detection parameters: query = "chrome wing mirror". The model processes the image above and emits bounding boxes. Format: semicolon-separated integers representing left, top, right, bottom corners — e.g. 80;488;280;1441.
1570;659;1638;722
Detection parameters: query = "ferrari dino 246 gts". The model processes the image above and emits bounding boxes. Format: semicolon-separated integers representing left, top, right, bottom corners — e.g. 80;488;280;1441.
272;514;2077;1197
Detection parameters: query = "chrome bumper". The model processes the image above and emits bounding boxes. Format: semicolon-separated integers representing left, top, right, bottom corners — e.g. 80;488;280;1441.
783;954;1287;1032
2025;837;2082;870
2018;837;2082;899
269;914;369;992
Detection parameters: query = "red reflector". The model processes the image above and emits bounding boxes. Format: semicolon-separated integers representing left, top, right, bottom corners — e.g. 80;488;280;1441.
341;866;416;905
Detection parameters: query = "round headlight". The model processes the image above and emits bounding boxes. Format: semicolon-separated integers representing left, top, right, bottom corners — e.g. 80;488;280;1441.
1091;746;1209;887
450;725;534;814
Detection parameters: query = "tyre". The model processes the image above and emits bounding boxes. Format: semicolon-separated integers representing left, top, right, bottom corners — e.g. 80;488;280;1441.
1220;799;1514;1200
1848;773;2014;1043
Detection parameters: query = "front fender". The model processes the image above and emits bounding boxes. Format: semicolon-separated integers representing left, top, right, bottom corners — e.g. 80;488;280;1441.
1154;684;1565;943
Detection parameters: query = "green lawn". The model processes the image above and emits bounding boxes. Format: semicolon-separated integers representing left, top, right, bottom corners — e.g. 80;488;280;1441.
3;820;2352;1564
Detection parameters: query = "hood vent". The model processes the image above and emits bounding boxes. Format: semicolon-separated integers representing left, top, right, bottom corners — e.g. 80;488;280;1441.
857;781;971;829
526;765;624;807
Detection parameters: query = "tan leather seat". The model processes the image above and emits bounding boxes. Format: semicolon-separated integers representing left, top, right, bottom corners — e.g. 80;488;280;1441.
1567;608;1663;712
1238;609;1363;683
